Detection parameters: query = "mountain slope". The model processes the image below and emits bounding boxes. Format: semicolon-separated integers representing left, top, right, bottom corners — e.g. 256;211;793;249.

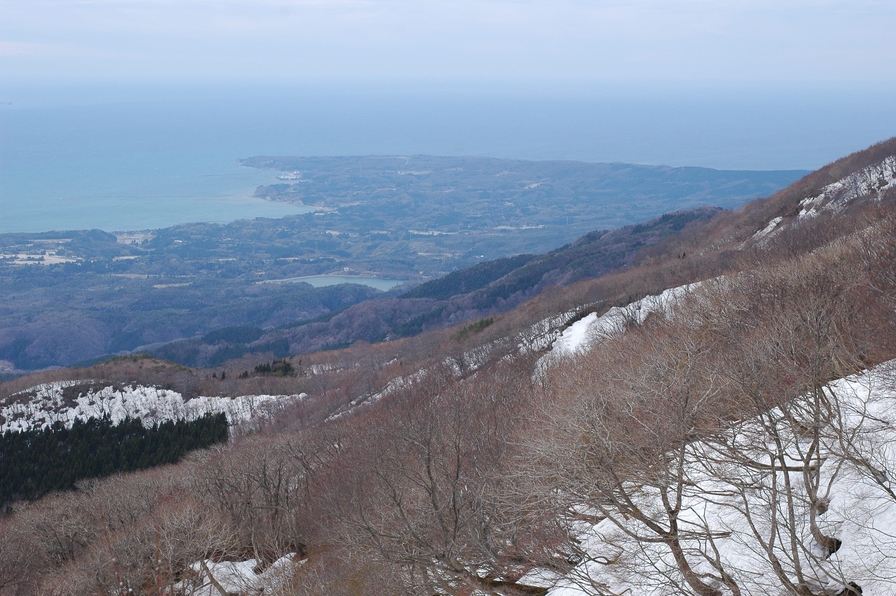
149;207;720;367
3;139;896;596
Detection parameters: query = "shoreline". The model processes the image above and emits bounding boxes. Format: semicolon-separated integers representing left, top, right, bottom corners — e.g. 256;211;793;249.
0;193;316;237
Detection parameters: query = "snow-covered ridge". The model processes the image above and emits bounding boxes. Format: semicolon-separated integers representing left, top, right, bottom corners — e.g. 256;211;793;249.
799;155;896;220
751;155;896;242
0;382;305;433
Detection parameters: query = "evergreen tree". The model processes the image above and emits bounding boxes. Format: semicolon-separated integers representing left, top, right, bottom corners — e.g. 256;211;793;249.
0;413;228;506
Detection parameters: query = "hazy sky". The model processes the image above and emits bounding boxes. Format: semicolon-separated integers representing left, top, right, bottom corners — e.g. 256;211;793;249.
2;0;895;85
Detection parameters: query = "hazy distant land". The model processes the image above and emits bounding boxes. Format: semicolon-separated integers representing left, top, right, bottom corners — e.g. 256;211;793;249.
0;155;807;372
243;154;806;259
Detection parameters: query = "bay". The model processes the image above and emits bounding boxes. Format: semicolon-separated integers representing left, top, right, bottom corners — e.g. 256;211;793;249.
0;101;312;233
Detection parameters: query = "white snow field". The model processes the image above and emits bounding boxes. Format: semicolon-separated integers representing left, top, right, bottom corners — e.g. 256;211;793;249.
0;381;305;433
176;553;301;596
542;283;699;364
524;362;896;596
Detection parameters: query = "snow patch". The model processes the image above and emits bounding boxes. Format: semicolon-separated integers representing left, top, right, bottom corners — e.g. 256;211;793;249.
0;382;305;433
752;215;783;240
518;309;589;355
541;283;698;367
178;553;301;595
534;362;896;596
799;155;896;220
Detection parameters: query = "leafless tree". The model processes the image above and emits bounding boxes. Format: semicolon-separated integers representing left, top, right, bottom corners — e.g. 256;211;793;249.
0;517;42;596
332;360;551;595
525;235;896;596
194;432;327;566
690;245;886;595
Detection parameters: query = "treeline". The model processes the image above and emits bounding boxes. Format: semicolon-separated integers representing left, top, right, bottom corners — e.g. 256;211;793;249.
238;358;296;378
0;413;228;507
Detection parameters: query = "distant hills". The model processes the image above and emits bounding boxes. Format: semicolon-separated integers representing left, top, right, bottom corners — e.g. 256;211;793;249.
244;154;806;257
151;206;720;367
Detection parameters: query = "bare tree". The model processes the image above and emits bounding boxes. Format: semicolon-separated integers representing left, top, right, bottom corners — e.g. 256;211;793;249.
525;235;896;596
0;517;42;596
194;432;327;566
690;245;885;595
531;313;740;596
332;360;551;595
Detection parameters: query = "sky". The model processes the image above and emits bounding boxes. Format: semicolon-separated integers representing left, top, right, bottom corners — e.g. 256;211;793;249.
2;0;896;85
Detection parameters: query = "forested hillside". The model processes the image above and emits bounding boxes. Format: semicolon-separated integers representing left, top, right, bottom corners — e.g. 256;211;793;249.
0;414;227;507
150;206;719;366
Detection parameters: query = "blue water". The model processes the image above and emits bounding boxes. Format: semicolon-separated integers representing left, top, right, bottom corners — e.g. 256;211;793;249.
0;100;313;233
2;83;896;234
259;275;406;291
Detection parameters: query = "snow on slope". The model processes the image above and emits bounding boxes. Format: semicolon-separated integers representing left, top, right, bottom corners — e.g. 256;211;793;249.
752;216;783;240
542;283;699;364
326;282;706;423
799;155;896;220
530;362;896;596
749;155;896;243
0;382;305;433
327;299;606;420
177;553;301;596
518;309;589;354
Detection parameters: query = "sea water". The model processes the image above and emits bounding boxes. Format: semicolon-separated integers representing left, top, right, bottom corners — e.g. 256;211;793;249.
0;100;313;234
258;275;406;291
2;83;896;235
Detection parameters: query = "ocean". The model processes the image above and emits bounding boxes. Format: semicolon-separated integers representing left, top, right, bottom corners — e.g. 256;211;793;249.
2;83;896;235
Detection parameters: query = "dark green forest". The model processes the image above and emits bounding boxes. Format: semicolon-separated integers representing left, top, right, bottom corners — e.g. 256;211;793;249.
0;413;228;508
